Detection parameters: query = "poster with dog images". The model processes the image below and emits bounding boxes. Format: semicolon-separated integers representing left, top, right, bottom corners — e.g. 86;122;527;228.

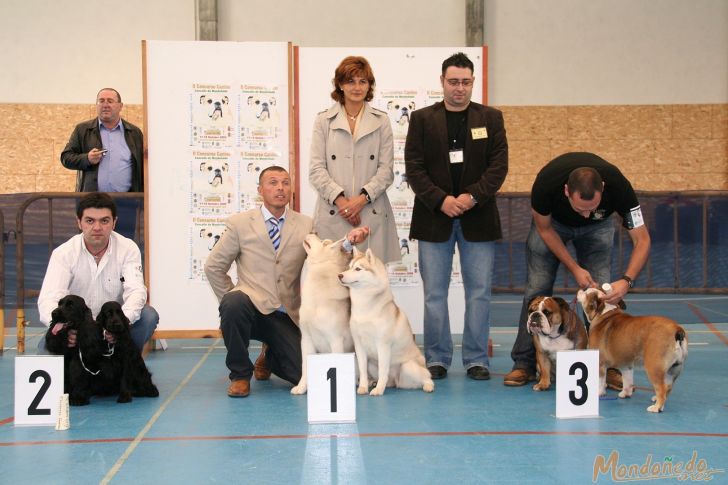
190;151;238;215
239;84;281;151
423;89;444;107
190;217;229;281
190;84;235;148
377;90;418;138
388;231;420;284
240;151;280;188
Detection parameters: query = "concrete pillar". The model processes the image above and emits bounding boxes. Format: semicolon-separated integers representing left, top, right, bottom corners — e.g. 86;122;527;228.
466;0;485;46
196;0;217;41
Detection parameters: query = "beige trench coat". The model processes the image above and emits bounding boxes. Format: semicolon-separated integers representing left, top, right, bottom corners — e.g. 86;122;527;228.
309;102;400;263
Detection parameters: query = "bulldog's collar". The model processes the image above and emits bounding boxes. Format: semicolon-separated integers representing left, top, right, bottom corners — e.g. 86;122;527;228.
544;323;566;339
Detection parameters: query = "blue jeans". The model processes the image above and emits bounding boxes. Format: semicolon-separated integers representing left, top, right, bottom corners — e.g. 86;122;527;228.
418;219;495;369
510;219;614;372
37;305;159;354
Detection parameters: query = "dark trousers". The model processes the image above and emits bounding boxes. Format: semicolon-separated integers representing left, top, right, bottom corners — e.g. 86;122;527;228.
219;291;302;384
510;220;614;372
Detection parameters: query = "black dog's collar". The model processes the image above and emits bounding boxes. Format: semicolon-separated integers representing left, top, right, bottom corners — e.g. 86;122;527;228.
544;323;566;340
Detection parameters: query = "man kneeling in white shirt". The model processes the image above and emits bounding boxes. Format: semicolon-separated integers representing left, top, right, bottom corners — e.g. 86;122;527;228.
38;192;158;352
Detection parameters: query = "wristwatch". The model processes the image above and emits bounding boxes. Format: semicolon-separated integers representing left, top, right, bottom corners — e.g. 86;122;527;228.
360;189;371;203
621;274;634;288
469;193;478;205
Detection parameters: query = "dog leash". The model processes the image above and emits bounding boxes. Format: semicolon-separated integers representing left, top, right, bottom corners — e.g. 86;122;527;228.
79;348;101;376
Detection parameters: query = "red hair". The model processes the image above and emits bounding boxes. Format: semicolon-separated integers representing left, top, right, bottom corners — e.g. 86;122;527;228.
330;56;376;103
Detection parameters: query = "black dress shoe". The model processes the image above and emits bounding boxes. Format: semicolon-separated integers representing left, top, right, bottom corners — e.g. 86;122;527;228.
428;365;447;379
467;366;491;380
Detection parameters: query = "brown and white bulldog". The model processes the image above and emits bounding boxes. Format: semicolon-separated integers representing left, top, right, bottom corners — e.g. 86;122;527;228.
577;287;688;413
526;296;588;391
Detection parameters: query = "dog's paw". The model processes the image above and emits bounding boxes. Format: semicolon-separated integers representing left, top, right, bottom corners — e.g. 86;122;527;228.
532;382;550;392
290;385;307;395
422;381;434;393
646;404;663;413
618;389;633;399
117;392;132;403
369;387;385;396
357;386;368;395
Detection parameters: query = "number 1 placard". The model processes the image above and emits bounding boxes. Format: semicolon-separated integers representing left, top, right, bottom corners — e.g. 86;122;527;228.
555;350;599;419
15;356;64;426
307;353;356;424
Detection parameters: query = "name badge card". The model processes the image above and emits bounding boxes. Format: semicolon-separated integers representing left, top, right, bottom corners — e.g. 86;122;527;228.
555;350;599;419
471;127;488;139
307;353;356;424
449;150;464;164
15;356;64;426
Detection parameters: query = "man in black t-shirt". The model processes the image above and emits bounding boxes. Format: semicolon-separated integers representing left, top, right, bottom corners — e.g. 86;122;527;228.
504;152;651;387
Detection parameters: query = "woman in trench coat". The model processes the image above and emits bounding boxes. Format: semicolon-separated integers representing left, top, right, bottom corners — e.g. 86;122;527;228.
309;56;400;263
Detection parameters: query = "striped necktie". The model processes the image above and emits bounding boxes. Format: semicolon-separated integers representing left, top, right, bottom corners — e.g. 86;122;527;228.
268;217;281;251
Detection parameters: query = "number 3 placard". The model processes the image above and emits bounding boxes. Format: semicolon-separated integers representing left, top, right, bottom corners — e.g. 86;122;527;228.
307;353;356;424
555;350;599;419
15;356;64;426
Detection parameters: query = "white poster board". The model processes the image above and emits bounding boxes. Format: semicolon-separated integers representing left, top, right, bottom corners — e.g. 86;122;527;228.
145;40;290;331
298;47;485;333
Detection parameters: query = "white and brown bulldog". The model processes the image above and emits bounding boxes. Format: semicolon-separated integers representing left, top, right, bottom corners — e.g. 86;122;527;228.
526;296;588;391
577;287;688;413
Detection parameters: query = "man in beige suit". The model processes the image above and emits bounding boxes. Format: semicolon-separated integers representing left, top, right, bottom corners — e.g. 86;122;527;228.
205;166;369;398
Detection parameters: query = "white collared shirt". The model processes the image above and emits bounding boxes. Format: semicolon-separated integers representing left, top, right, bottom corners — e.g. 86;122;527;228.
37;231;147;326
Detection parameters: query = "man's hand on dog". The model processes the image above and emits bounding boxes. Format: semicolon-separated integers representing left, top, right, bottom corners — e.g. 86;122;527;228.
601;279;629;305
573;267;597;290
104;331;117;345
67;329;78;348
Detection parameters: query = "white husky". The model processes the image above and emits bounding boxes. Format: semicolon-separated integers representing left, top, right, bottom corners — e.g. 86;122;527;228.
339;248;434;396
291;234;353;395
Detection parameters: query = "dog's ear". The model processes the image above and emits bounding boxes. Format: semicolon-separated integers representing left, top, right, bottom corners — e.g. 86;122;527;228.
554;297;571;314
617;299;627;310
365;248;374;262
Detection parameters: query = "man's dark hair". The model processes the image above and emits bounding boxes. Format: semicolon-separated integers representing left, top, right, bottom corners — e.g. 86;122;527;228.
96;88;122;103
258;165;289;184
442;52;474;76
76;192;117;219
567;167;604;200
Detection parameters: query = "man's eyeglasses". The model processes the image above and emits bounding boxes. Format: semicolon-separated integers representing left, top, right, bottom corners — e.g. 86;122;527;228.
444;78;474;87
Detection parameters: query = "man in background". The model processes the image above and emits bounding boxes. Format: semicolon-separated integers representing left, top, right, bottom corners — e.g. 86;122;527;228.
61;87;144;239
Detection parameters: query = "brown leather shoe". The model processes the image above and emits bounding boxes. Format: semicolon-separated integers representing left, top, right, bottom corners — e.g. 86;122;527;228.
503;368;537;387
227;379;250;398
606;368;623;391
254;344;271;381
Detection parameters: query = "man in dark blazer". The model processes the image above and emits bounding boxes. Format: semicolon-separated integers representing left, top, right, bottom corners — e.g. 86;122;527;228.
405;52;508;381
60;88;144;193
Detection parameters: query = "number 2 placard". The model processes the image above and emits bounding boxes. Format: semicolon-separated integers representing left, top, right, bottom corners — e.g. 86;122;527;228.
307;353;356;424
555;350;599;419
15;356;64;426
